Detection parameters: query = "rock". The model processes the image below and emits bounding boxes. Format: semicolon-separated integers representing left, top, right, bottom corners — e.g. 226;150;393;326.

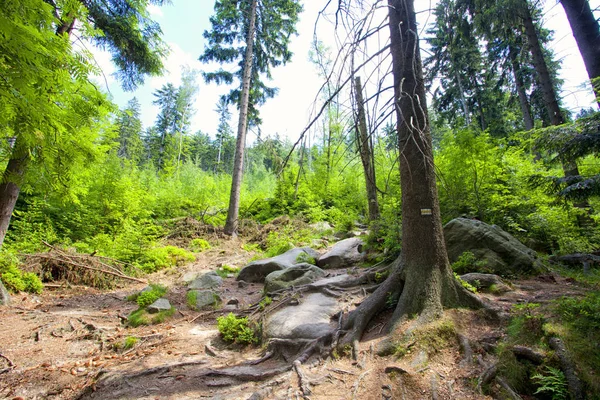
444;218;545;276
237;247;320;283
237;280;249;288
147;298;171;313
189;290;220;310
264;264;327;293
460;273;512;293
384;365;411;375
0;280;10;306
310;221;333;232
264;293;339;340
188;271;223;290
317;238;366;269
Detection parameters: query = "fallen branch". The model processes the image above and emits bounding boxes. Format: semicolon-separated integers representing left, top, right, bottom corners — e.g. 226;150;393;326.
351;369;371;400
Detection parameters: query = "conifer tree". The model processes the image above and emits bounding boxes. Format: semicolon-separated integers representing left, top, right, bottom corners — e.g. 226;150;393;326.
200;0;302;235
116;98;145;164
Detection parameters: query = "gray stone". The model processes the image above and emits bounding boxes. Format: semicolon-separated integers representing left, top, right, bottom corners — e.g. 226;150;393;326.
0;280;10;306
444;218;545;276
188;271;223;290
460;273;512;293
189;290;220;310
317;238;366;269
237;247;320;283
264;293;339;340
147;298;171;313
264;264;327;293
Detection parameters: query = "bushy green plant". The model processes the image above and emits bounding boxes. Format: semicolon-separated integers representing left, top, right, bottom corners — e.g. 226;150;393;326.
141;245;195;273
532;366;568;400
0;254;43;294
128;284;167;308
114;336;140;351
451;251;490;275
216;313;257;344
190;238;211;252
127;307;175;327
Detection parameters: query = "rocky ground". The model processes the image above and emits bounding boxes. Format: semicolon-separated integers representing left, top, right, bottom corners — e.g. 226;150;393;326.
0;232;588;400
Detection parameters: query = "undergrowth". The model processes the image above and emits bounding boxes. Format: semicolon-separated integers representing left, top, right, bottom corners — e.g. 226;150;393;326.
217;313;258;345
0;251;43;294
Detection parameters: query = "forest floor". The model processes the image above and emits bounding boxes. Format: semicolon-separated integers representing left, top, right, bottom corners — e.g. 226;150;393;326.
0;231;588;400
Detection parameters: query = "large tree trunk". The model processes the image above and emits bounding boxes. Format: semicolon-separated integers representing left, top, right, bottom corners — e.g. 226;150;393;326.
522;1;591;216
354;76;380;222
560;0;600;108
224;0;258;236
0;139;29;247
387;0;478;324
509;45;534;130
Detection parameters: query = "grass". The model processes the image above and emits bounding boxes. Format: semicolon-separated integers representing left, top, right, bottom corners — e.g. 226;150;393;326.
393;317;457;359
127;307;175;327
127;284;167;308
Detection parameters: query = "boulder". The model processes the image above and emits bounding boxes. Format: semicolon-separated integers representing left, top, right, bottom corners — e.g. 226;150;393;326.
188;271;223;290
460;273;512;293
264;293;339;340
0;280;10;306
237;247;320;283
444;218;545;276
147;298;171;313
189;290;221;310
317;237;366;269
264;264;327;293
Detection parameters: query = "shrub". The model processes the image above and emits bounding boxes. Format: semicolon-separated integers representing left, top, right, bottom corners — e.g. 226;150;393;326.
141;245;196;273
217;313;257;344
190;238;211;252
127;307;175;327
451;251;490;275
0;254;43;294
128;284;167;308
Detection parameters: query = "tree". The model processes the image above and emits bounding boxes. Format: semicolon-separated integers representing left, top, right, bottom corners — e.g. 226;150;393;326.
560;0;600;107
0;0;167;247
338;0;485;347
353;76;380;222
200;0;302;235
115;98;145;164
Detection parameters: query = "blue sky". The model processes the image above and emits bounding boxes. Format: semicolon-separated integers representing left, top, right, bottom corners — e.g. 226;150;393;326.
91;0;600;143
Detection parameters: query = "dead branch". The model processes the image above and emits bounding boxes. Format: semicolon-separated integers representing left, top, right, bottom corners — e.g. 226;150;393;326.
351;369;371;400
293;360;311;398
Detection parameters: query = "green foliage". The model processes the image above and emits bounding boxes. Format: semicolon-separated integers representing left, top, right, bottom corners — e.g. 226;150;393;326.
454;273;477;293
507;303;544;345
451;251;489;275
115;336;140;351
215;264;239;278
141;246;195;273
0;253;43;294
127;307;175;327
129;284;167;308
532;366;568;400
258;296;272;310
190;238;211;252
216;313;257;345
295;252;316;265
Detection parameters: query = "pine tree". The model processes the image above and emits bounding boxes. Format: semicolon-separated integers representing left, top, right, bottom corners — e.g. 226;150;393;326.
116;98;145;164
200;0;302;235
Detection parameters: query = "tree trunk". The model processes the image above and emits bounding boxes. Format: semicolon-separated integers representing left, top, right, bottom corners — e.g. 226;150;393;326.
509;45;534;130
223;0;258;236
354;76;380;222
522;0;591;216
560;0;600;108
0;139;29;247
387;0;477;324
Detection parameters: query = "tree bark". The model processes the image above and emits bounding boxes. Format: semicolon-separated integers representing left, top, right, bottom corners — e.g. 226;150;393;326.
560;0;600;108
354;76;380;222
224;0;258;236
509;45;534;130
0;139;29;247
387;0;476;324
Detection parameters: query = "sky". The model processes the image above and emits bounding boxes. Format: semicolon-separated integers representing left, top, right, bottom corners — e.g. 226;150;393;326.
91;0;600;143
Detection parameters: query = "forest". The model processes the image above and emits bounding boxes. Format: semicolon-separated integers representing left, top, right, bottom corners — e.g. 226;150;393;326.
1;0;600;399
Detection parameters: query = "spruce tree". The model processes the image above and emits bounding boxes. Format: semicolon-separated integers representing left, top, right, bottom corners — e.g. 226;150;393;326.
199;0;302;235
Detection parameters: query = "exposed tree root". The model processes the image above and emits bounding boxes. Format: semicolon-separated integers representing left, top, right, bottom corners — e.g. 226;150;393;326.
549;337;585;400
511;345;545;365
496;376;524;400
458;334;473;366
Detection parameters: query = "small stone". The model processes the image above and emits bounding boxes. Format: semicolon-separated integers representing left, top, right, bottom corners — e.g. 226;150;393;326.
226;298;239;305
147;298;171;314
237;280;248;288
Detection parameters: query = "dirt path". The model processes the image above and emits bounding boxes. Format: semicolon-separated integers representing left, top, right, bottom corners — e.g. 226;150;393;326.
0;244;588;399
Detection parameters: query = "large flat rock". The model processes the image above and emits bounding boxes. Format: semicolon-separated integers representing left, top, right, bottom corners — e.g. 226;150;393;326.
264;264;326;293
264;293;339;340
237;247;320;283
317;238;366;269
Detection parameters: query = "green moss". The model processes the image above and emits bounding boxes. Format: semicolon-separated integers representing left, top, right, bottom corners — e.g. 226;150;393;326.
295;252;316;265
393;319;457;358
127;307;175;327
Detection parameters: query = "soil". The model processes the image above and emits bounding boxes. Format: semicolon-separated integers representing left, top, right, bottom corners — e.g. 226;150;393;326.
0;237;589;400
